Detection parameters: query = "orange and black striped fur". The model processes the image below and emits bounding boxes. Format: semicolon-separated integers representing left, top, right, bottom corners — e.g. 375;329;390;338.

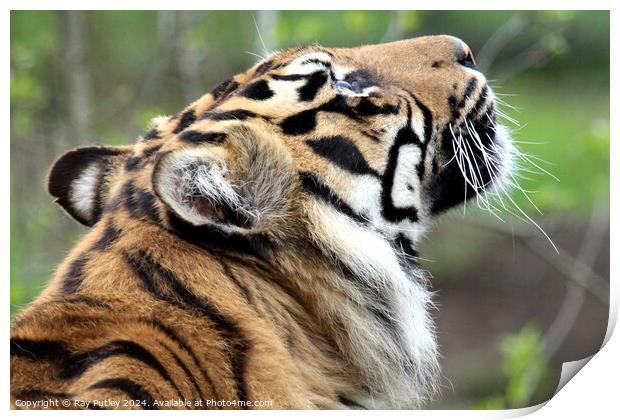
11;36;514;409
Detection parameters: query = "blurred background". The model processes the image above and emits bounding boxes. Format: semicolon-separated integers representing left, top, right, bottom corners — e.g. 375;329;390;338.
10;11;609;409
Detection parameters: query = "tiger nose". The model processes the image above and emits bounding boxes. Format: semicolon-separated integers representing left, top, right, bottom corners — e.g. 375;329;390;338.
454;39;476;68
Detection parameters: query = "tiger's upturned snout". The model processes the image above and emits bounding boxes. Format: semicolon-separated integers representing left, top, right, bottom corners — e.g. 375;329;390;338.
342;35;513;222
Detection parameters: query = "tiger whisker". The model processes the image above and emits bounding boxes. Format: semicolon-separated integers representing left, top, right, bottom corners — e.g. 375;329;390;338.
466;119;507;212
512;148;559;181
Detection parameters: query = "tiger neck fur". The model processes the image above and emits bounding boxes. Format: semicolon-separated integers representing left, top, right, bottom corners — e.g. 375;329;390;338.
267;203;440;409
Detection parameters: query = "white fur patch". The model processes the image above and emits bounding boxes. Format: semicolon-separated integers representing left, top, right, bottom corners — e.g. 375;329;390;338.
70;163;100;221
286;52;333;75
148;115;169;130
332;66;350;82
391;144;423;209
307;202;439;408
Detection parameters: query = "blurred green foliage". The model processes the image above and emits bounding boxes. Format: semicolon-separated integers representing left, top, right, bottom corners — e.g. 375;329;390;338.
472;325;550;409
505;75;609;214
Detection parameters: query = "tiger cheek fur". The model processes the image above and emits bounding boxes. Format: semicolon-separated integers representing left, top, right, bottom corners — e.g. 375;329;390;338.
11;35;513;409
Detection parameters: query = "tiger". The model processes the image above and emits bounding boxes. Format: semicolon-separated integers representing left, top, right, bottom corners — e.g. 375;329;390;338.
10;35;514;409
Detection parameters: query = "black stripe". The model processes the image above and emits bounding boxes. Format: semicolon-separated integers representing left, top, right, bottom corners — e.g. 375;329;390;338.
409;92;434;144
240;79;274;101
448;94;459;119
91;156;116;223
429;86;496;215
353;96;400;117
123;251;250;404
460;77;478;107
11;338;71;360
469;84;489;120
166;210;268;258
55;295;113;309
146;319;220;400
271;73;308;81
11;337;183;401
409;92;434;180
88;378;157;409
143;128;161;141
299;172;367;225
379;99;420;223
306;136;380;178
142;143;162;160
124;155;142;171
61;254;89;294
124;145;161;171
179;130;227;144
297;72;328;102
122;181;141;219
202;109;257;121
300;58;332;67
449;77;478;120
361;130;381;143
432;157;439;174
280;108;320;135
136;189;161;224
219;260;253;304
120;181;160;224
58;339;183;400
253;59;274;77
143;255;249;404
157;339;204;405
210;78;239;101
280;95;358;136
173;110;197;134
280;94;399;136
91;222;121;251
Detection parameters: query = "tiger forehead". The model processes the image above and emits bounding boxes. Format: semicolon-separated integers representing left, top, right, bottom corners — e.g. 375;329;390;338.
141;36;483;153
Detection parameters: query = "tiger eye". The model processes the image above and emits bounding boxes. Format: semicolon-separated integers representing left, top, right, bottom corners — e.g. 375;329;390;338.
336;80;353;91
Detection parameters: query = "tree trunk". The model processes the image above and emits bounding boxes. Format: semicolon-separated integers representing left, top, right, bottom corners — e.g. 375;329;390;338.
61;11;92;147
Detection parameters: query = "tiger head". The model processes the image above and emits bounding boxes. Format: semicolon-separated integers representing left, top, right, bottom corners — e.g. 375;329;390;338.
49;35;513;256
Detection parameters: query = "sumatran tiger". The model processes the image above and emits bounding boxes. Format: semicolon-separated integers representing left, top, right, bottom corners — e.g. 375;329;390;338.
10;36;515;409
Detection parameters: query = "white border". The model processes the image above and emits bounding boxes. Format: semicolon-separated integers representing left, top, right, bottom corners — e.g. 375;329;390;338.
1;1;617;10
3;3;616;419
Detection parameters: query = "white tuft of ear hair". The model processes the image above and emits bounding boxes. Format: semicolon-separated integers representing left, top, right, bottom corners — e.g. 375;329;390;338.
154;148;246;227
180;155;242;209
69;162;101;222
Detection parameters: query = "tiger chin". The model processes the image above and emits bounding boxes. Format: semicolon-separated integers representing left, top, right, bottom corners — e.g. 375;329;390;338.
11;36;513;409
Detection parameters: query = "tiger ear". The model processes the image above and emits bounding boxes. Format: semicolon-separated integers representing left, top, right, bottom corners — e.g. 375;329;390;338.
48;145;131;227
152;125;294;234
